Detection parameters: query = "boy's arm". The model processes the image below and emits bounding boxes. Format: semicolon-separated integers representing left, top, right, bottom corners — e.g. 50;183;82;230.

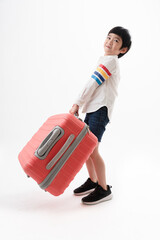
70;58;115;114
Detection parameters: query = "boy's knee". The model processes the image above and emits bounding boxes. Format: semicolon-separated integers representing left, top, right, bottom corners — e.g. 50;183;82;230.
90;146;99;159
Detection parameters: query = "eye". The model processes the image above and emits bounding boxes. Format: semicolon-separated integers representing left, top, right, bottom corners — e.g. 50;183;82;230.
107;36;111;40
114;39;119;43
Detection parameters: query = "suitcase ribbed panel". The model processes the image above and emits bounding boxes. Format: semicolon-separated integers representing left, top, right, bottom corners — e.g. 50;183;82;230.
46;134;97;195
18;114;97;196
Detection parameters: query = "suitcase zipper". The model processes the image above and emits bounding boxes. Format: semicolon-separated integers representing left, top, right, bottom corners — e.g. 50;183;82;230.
39;124;89;190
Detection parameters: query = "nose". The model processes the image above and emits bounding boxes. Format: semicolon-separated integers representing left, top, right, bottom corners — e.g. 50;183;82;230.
108;39;113;46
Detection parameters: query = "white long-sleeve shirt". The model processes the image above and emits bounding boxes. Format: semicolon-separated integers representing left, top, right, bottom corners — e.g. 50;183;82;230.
74;55;120;120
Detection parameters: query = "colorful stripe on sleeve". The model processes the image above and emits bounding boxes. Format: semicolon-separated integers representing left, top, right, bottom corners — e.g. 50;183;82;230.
91;64;111;85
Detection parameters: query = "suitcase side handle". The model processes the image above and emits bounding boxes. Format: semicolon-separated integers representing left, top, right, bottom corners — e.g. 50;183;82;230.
46;134;75;170
35;126;64;160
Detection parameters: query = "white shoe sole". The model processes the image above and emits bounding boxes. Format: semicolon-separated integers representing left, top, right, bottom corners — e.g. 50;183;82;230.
82;193;113;205
74;189;95;196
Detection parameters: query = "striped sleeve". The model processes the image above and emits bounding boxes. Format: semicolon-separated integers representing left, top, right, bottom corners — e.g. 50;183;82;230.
74;58;114;108
91;64;112;86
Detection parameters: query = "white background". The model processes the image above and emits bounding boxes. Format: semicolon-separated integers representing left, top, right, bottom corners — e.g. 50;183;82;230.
0;0;160;239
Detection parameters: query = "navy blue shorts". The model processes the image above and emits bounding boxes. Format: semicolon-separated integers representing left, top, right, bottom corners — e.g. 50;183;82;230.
84;106;109;142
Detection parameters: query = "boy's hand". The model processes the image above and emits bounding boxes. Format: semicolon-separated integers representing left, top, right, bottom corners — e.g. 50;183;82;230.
69;104;79;116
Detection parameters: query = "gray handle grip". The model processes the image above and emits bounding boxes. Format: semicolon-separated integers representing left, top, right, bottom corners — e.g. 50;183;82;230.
37;128;61;157
74;113;83;122
35;126;64;159
46;134;75;170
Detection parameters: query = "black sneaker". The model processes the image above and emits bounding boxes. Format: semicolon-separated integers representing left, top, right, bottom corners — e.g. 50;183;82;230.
73;178;98;196
81;185;112;205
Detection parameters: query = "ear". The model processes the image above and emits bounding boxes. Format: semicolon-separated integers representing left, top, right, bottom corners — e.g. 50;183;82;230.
120;47;128;54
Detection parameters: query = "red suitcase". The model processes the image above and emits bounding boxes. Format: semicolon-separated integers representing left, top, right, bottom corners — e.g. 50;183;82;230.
18;113;97;196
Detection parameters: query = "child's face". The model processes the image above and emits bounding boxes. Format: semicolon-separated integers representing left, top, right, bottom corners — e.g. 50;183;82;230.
104;33;127;56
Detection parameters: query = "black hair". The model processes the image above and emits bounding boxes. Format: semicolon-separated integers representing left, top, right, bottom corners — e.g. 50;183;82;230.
108;26;132;58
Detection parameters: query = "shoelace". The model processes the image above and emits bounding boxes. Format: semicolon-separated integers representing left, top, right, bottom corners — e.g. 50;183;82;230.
80;179;91;188
89;185;112;196
89;185;102;196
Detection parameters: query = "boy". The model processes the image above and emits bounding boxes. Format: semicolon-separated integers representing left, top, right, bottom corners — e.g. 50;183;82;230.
69;26;131;205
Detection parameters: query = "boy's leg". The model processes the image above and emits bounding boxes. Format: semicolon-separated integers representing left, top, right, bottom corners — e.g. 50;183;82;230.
84;107;109;190
81;145;112;205
90;144;107;190
86;157;97;183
